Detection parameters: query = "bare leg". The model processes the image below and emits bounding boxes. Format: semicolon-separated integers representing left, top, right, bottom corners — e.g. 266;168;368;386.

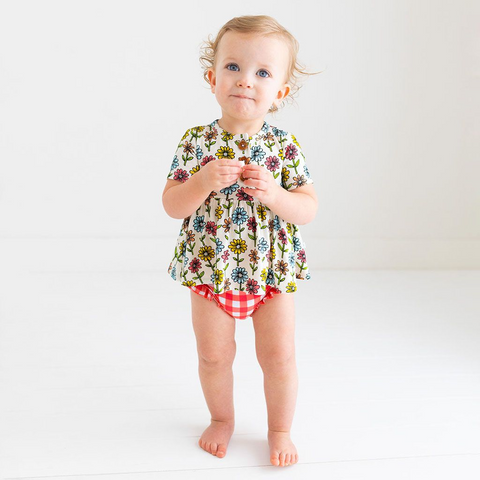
190;291;237;458
252;293;299;467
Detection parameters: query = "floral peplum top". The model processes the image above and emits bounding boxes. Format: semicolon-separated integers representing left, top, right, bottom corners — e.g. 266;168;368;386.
167;119;314;294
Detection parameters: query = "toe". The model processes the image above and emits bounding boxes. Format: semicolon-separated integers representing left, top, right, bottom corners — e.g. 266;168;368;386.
217;444;227;457
285;454;291;465
271;453;280;466
279;451;286;466
210;442;218;455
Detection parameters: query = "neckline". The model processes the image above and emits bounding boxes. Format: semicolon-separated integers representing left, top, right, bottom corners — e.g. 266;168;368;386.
214;119;268;138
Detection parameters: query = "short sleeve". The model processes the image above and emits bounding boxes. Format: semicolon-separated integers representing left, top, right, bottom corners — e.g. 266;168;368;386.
167;128;198;184
280;132;314;191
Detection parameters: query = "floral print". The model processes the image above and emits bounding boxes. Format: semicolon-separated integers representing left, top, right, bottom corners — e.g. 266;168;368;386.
167;119;313;294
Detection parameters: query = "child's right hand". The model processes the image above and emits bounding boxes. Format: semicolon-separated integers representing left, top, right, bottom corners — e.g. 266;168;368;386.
198;159;244;191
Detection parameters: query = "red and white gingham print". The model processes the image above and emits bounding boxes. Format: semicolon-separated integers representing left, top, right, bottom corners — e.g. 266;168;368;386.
189;285;279;320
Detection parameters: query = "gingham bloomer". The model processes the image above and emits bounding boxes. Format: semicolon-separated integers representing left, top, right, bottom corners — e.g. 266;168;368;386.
167;119;314;295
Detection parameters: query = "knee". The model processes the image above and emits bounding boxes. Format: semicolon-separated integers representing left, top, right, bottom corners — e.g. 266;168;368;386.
198;341;236;367
257;348;295;372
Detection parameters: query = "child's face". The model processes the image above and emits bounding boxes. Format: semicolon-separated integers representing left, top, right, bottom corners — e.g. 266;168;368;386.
207;31;291;127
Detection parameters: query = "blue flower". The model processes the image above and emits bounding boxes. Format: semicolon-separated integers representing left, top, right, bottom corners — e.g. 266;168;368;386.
183;256;189;266
232;207;248;225
288;251;295;267
266;268;275;285
303;165;310;178
258;237;269;253
306;273;311;280
251;145;265;163
170;266;176;280
292;237;302;252
231;267;248;284
193;215;205;232
220;183;240;195
215;238;224;254
170;155;179;170
273;127;287;137
196;145;203;160
273;215;281;231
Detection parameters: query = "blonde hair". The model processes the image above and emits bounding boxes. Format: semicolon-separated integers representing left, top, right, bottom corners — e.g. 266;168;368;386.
199;15;322;113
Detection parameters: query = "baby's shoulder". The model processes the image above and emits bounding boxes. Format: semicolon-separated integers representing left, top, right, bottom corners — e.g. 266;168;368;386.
266;123;304;149
179;122;217;142
266;122;290;139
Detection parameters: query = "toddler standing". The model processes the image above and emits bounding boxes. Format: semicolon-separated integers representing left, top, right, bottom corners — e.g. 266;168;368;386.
163;15;318;467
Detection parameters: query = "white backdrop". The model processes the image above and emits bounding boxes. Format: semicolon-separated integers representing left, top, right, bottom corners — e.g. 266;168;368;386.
0;0;478;271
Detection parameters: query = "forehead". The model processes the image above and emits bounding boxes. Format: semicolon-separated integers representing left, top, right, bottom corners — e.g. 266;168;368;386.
217;31;290;66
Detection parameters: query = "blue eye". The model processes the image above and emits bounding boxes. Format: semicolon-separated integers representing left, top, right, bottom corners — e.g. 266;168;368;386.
257;69;270;78
226;63;239;71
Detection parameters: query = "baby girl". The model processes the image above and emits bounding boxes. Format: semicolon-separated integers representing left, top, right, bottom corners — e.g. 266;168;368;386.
163;14;318;467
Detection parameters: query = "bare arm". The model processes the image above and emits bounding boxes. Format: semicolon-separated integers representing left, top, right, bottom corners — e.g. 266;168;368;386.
162;159;244;219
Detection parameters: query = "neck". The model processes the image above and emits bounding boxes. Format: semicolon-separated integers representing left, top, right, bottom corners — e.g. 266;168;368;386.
217;115;265;136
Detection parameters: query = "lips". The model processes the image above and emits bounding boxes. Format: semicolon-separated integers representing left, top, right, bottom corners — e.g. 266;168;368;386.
232;94;253;100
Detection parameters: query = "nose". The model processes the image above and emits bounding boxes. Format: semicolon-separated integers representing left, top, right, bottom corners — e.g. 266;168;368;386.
237;74;253;88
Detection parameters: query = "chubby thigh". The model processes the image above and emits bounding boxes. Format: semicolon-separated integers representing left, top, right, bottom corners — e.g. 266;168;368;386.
190;290;237;365
252;293;296;368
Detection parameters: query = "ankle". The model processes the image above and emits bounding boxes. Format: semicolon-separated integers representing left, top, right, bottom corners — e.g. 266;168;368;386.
211;418;235;426
268;428;290;434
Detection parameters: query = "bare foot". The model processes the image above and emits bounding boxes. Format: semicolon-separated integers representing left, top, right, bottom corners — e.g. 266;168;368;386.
268;430;299;467
198;419;235;458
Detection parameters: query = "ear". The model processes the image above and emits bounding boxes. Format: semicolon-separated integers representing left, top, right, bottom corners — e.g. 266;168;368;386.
207;68;216;93
273;83;291;107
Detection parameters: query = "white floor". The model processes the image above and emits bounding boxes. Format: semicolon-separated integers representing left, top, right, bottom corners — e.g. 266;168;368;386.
1;269;479;479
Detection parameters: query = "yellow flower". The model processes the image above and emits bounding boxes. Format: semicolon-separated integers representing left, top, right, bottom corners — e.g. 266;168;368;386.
291;134;301;148
260;268;268;281
286;281;297;293
215;206;224;219
215;146;235;159
269;245;276;260
198;246;215;262
286;223;293;235
229;239;247;254
180;129;190;141
212;269;224;285
182;280;196;287
221;131;234;142
281;167;290;185
190;165;200;175
191;126;205;136
256;204;267;221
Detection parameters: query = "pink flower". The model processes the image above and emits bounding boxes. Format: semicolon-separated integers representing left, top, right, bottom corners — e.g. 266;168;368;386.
173;169;189;183
265;156;280;171
284;144;298;160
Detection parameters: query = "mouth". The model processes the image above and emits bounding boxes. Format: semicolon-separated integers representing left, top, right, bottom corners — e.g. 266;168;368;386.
232;95;254;100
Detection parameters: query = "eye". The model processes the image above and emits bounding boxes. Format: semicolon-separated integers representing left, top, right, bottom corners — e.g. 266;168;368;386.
226;63;239;71
257;69;270;78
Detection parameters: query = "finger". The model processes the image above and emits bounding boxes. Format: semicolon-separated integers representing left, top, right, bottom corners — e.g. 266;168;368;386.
241;170;265;181
243;163;266;172
243;186;261;197
243;178;266;190
219;170;242;178
217;159;244;167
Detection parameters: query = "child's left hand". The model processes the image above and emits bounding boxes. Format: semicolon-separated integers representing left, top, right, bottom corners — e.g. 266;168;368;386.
241;164;281;206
